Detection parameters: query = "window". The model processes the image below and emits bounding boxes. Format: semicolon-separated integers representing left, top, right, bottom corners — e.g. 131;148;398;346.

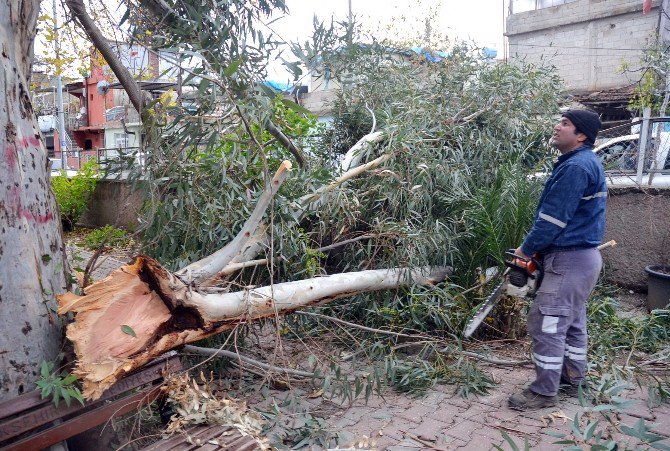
114;133;129;148
511;0;577;13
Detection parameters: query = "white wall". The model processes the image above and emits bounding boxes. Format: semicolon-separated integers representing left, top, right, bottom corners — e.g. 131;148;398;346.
104;125;141;149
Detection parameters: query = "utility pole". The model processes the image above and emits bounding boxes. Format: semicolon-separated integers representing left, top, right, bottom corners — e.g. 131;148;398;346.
54;0;68;170
347;0;352;46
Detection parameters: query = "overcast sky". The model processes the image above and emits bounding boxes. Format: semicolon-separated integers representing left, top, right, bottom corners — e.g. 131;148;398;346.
37;0;508;81
265;0;508;80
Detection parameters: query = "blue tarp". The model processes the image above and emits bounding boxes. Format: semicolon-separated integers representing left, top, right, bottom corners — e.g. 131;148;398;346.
262;80;294;92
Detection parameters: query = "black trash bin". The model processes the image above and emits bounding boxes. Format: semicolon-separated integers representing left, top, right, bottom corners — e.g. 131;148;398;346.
645;265;670;311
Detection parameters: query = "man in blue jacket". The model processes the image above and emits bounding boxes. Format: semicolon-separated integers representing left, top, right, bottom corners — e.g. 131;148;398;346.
508;109;607;411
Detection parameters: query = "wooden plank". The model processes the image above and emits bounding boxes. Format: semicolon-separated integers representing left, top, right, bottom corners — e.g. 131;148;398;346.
0;391;47;422
142;425;258;451
217;433;259;451
3;386;162;451
0;355;181;444
178;425;230;451
143;425;222;451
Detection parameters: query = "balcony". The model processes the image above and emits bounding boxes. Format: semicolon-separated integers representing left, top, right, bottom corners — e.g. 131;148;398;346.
104;106;141;124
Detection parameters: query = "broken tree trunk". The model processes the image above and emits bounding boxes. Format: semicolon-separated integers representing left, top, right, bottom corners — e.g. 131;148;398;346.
58;256;451;399
58;136;412;400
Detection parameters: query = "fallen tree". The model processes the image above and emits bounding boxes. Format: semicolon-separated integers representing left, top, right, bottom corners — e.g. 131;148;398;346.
58;254;450;399
57;155;452;400
50;1;565;405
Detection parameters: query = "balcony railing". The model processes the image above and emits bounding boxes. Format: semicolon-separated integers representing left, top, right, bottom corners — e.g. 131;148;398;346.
104;106;141;124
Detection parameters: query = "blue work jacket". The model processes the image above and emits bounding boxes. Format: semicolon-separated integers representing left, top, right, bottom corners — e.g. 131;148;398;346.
521;145;607;256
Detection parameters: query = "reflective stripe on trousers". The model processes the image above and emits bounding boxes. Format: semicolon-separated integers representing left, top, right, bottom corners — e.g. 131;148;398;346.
527;248;602;396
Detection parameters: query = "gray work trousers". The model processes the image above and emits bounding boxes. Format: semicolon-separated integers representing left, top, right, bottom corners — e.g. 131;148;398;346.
527;248;602;396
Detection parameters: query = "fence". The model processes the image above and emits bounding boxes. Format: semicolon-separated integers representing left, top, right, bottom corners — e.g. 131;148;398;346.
52;147;144;174
97;147;146;173
595;110;670;186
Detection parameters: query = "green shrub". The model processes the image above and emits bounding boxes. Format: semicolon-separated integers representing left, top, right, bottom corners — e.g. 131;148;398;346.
52;160;98;230
83;225;131;250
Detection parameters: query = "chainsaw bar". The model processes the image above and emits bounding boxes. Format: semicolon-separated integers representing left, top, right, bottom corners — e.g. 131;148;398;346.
463;280;506;338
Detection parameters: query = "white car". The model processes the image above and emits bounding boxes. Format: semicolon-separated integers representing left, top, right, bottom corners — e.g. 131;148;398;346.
593;133;670;187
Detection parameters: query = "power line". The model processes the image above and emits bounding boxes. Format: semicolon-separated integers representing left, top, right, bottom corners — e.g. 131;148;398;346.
508;42;648;51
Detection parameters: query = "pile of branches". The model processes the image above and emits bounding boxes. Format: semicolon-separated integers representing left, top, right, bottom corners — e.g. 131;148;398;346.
60;0;564;402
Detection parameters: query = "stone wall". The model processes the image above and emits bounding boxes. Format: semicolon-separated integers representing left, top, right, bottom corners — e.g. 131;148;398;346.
506;0;661;91
602;187;670;290
78;179;144;230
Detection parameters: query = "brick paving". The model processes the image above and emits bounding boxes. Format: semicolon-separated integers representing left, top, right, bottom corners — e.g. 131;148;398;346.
66;245;129;282
66;246;670;450
302;367;670;450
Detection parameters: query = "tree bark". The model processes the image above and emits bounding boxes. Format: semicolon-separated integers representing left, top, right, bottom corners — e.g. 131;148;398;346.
58;256;451;400
0;0;68;402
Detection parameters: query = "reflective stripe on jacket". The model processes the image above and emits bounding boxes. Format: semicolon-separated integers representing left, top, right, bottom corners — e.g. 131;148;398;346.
521;145;607;256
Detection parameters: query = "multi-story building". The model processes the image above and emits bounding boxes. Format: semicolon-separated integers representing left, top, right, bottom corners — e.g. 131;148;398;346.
46;43;177;170
506;0;667;125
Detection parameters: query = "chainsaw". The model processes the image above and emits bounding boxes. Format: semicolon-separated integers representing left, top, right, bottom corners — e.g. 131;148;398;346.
463;240;617;338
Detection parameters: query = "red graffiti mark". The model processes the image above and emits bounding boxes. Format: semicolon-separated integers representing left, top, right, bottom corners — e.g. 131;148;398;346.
6;185;55;224
5;143;17;170
18;136;41;148
19;136;40;148
21;210;53;224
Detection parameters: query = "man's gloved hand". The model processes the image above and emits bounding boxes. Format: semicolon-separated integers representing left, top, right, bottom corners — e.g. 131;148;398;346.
514;246;530;260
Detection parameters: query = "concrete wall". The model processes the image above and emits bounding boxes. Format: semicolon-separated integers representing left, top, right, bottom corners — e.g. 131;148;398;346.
506;0;661;91
602;187;670;290
78;179;144;231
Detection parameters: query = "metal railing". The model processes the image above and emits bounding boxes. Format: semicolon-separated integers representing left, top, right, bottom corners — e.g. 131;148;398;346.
54;116;83;157
596;109;670;185
97;146;146;172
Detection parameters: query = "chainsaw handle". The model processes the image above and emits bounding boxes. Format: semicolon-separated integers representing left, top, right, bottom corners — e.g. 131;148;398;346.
504;249;542;274
597;240;616;251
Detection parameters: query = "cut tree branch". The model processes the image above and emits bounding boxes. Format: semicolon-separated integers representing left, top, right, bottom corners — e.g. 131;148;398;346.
265;120;307;168
58;256;451;399
176;160;292;285
182;345;315;378
295;152;392;219
340;131;386;171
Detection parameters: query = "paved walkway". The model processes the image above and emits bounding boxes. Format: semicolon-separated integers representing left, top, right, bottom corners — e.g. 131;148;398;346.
296;366;670;450
66;245;128;282
66;246;670;450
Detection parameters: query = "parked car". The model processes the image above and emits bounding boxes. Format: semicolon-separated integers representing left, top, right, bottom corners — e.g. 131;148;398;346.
594;133;670;172
49;158;77;177
593;133;670;187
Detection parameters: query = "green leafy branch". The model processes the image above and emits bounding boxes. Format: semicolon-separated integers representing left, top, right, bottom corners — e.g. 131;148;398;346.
35;361;85;408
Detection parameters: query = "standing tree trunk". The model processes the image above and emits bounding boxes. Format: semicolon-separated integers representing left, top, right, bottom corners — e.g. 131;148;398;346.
0;0;68;402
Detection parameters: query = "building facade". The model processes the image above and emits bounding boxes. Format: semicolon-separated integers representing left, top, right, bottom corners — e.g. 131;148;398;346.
506;0;665;124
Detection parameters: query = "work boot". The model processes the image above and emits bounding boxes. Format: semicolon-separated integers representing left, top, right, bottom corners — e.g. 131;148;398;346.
559;380;587;398
508;388;557;411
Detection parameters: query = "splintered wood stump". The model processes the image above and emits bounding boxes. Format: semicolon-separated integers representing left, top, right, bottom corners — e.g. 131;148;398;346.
58;256;451;399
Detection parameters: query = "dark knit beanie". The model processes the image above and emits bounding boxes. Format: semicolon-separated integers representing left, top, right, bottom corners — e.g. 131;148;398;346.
562;109;602;146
